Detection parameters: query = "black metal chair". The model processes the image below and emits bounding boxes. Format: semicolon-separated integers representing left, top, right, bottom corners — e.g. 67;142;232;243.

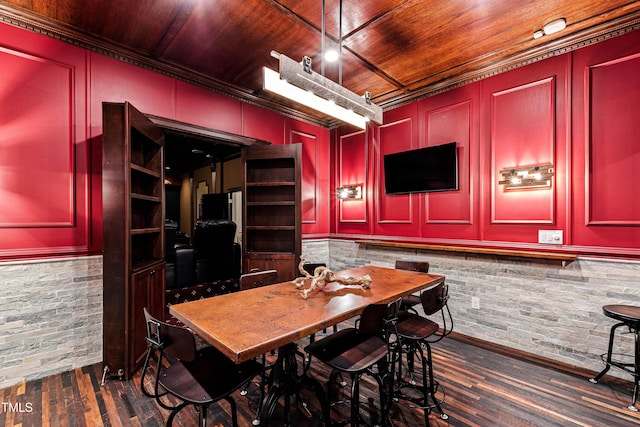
304;299;401;427
140;308;263;427
589;304;640;411
395;260;430;313
239;269;279;291
393;280;452;426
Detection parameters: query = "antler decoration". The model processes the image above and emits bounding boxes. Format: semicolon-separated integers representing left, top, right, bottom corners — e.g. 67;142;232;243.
291;256;371;299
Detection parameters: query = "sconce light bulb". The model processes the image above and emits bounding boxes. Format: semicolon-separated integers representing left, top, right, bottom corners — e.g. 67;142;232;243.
338;188;349;199
511;177;521;185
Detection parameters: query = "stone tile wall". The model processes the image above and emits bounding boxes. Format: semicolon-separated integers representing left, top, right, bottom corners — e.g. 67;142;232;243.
309;239;640;379
0;256;103;388
2;241;637;388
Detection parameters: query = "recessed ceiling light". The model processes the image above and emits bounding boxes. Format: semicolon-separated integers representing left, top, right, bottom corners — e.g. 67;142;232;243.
191;148;204;154
543;18;566;35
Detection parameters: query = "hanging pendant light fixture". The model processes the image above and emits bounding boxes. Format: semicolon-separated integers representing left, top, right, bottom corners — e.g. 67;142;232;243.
263;0;382;128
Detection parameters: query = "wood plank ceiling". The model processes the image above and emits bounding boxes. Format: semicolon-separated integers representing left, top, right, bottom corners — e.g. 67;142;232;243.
1;0;639;128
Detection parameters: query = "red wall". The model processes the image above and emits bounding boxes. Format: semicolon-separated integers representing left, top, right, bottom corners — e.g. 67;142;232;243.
333;30;640;257
0;22;330;260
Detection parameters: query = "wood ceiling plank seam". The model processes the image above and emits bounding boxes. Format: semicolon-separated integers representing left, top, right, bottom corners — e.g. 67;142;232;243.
150;1;196;59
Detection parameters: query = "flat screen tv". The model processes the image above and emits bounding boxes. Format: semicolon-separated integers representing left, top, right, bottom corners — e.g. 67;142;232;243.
383;142;458;194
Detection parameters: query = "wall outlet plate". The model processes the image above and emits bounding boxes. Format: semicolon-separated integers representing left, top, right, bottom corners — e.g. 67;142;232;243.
538;230;563;245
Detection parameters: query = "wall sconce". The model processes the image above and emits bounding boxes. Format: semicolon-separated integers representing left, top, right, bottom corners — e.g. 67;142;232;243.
499;165;554;190
336;185;362;200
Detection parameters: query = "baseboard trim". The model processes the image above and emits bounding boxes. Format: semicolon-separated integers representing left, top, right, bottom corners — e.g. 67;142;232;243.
449;331;604;380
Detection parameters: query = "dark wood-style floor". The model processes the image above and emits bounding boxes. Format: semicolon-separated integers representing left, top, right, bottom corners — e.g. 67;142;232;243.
1;333;639;427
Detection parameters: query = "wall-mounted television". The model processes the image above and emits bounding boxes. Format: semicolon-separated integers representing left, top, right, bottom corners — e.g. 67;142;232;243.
383;142;458;194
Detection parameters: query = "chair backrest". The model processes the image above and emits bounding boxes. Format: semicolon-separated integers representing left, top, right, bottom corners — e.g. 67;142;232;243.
143;307;196;362
192;219;238;280
420;280;447;316
239;269;279;291
302;262;326;276
358;298;402;336
395;260;430;273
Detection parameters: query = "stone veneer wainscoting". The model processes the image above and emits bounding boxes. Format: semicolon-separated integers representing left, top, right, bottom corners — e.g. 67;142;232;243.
0;256;103;388
1;241;637;389
303;238;640;380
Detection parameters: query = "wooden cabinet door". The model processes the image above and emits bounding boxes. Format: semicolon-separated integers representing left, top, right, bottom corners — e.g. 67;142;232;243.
129;262;165;375
244;253;297;282
242;144;301;283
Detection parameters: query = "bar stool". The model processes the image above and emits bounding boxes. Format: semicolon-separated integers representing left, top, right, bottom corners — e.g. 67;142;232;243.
590;304;640;411
393;280;451;426
304;299;401;427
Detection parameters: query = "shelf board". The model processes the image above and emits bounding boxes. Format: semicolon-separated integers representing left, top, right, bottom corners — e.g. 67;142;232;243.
246;225;295;231
131;259;164;272
130;227;162;235
131;193;161;203
246;201;295;206
246;181;295;187
130;163;161;178
355;239;578;264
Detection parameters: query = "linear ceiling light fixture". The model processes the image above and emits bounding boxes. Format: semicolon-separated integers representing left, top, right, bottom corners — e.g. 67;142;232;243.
263;51;383;129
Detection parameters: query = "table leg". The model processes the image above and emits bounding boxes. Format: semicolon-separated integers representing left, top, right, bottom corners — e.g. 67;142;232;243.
257;343;330;426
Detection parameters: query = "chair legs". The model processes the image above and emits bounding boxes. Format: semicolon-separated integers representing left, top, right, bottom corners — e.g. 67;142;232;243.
590;321;640;411
394;339;448;424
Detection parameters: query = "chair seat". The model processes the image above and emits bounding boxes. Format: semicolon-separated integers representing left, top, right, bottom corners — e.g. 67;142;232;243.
305;328;388;373
160;346;263;404
396;314;439;341
603;305;640;326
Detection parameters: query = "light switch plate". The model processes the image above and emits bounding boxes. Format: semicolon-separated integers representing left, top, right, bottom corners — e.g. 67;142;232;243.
538;230;563;245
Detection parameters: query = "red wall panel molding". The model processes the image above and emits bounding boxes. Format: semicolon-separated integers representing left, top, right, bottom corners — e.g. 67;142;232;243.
337;130;369;228
288;121;330;237
376;117;416;230
572;30;640;251
480;53;570;245
490;77;556;224
294;130;319;224
585;53;640;225
0;48;75;227
424;100;473;225
0;24;91;259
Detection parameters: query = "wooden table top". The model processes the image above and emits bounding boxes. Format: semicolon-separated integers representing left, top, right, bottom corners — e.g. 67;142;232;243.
169;265;445;363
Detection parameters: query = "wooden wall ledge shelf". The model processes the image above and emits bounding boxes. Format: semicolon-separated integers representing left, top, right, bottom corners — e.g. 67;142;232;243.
355;240;578;265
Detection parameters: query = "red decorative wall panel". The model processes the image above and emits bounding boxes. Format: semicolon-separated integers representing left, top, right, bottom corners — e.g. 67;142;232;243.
424;101;472;224
242;103;285;144
293;130;318;224
175;81;243;135
376;117;415;227
490;78;556;224
586;53;640;225
89;52;176;126
0;23;91;259
0;48;74;227
337;130;369;229
572;30;640;251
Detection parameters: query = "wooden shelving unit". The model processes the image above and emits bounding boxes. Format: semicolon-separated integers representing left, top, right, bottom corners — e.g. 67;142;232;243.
242;144;301;281
102;102;166;379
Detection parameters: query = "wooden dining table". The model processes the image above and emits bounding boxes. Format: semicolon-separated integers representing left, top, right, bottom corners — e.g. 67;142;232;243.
170;264;445;363
170;264;444;426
